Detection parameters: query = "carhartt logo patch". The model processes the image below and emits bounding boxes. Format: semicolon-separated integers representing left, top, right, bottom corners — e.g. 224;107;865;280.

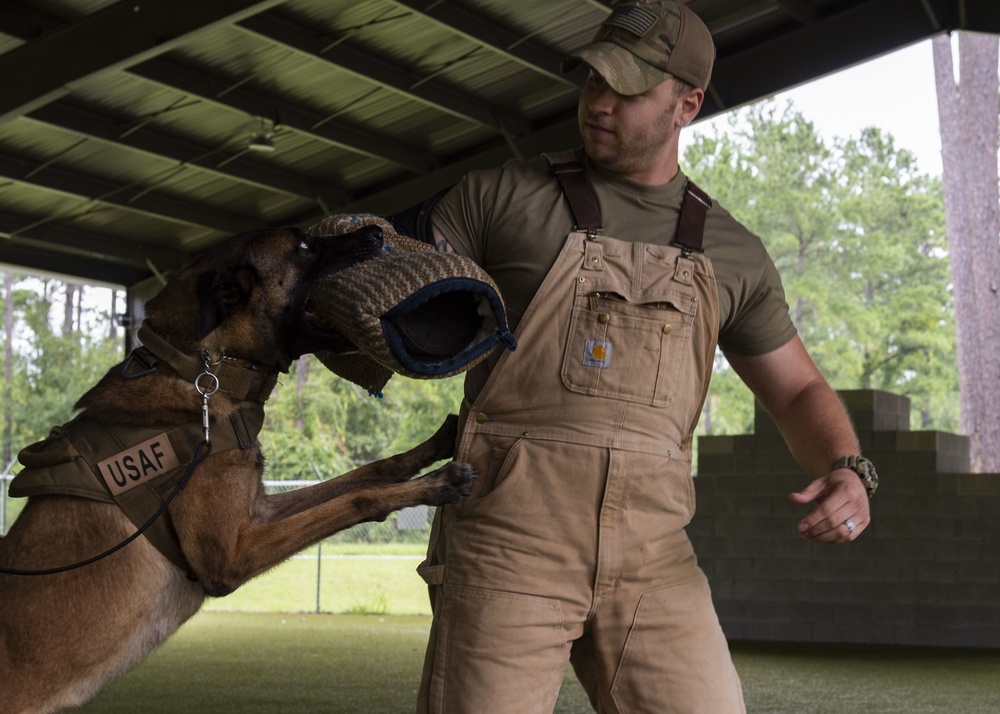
583;339;612;368
98;435;180;495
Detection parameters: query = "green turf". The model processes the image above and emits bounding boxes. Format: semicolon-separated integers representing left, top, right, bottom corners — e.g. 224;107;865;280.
203;553;432;616
76;611;1000;714
76;612;592;713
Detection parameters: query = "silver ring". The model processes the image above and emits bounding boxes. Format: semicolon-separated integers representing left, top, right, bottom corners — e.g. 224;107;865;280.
843;518;856;535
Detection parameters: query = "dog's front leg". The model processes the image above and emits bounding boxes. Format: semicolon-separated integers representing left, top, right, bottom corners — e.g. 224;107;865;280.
170;418;474;597
262;414;459;520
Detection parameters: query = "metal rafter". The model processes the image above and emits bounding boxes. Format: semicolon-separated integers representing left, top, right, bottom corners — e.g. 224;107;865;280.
238;11;530;135
2;0;999;290
0;209;188;284
128;57;438;174
0;151;260;235
0;0;285;126
26;102;348;206
771;0;818;25
389;0;583;86
706;0;961;115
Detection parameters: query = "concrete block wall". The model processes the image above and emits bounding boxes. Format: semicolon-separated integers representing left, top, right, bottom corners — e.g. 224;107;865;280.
689;389;1000;648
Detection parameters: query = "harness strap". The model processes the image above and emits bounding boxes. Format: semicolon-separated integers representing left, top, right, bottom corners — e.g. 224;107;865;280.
42;406;264;574
59;416;188;571
135;322;278;403
12;322;272;577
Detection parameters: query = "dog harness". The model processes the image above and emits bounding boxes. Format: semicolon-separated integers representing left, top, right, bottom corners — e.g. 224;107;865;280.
9;322;275;574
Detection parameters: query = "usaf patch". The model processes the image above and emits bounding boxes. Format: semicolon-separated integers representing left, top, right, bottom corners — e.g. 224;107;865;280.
98;434;180;495
583;339;612;368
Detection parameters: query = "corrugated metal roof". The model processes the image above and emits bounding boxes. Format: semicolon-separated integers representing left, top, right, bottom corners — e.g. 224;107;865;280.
0;0;996;287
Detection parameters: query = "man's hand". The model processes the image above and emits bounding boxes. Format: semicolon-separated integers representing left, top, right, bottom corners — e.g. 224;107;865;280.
724;338;871;545
789;468;870;543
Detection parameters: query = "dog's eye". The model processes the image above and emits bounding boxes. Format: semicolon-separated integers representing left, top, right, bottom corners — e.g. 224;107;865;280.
297;236;314;253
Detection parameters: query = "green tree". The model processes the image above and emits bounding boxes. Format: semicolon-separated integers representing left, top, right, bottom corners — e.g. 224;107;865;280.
684;100;955;440
836;128;956;429
8;278;123;448
260;355;462;481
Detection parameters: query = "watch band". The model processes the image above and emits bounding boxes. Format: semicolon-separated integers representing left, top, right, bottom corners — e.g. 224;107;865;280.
831;455;878;499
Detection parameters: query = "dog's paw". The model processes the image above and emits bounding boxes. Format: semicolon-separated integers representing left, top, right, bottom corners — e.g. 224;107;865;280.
423;461;477;506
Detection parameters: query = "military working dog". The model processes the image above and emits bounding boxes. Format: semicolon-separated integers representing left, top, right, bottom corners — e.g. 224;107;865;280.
0;225;475;713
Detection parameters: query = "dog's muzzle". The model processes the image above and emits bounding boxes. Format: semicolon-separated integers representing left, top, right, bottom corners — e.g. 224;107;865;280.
301;214;516;395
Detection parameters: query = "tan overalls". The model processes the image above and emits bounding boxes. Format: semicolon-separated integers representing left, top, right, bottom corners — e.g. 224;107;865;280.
417;157;746;714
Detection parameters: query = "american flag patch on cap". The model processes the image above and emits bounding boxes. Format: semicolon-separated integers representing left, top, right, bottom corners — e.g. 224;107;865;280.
604;5;658;36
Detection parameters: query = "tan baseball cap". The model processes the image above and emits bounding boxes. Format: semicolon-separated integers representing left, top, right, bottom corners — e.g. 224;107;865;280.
562;0;716;95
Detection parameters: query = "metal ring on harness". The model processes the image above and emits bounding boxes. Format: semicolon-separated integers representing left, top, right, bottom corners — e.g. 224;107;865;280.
195;371;220;397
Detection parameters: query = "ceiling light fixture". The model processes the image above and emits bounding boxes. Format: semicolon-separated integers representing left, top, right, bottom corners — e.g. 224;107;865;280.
247;133;276;152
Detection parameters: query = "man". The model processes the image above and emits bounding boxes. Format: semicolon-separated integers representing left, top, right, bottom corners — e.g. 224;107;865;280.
406;1;876;712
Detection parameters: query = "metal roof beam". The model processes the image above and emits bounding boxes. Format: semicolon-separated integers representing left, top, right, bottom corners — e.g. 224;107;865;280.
0;210;189;285
129;58;438;174
389;0;582;87
295;113;581;220
0;151;259;235
0;1;454;176
0;3;50;41
0;0;284;127
959;0;1000;31
238;12;530;135
27;102;348;206
0;242;150;287
771;0;818;25
705;0;958;116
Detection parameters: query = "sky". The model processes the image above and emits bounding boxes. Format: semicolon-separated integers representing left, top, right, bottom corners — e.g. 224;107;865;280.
682;37;946;177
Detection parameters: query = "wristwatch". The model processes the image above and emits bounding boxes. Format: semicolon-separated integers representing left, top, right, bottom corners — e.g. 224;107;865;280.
831;455;878;499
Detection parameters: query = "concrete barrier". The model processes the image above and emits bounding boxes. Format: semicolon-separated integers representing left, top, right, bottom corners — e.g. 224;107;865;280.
690;390;1000;648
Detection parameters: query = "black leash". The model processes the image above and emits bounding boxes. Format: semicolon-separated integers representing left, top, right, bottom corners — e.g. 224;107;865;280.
0;440;212;576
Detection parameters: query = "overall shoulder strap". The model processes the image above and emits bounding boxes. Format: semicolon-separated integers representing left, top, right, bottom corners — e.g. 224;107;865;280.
545;152;603;233
675;180;712;253
546;154;711;250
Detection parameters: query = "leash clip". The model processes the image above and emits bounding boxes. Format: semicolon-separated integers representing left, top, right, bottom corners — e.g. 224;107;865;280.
195;354;220;444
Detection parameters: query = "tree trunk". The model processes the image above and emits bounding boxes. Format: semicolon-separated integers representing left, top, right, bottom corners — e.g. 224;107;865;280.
295;355;310;432
109;289;119;341
75;284;83;334
932;32;1000;472
3;271;13;468
63;283;76;336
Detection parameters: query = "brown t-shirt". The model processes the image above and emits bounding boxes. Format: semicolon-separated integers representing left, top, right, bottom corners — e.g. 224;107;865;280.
433;151;796;357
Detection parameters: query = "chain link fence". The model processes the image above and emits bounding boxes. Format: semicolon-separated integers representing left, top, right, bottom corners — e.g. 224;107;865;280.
205;480;434;615
0;473;434;616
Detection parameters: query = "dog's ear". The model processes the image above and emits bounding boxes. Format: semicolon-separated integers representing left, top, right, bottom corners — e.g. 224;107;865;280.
195;266;255;340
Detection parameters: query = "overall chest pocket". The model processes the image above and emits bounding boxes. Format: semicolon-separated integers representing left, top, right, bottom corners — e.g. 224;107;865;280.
560;278;698;407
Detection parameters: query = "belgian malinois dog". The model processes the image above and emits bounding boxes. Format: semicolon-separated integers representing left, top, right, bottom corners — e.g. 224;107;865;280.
0;225;475;713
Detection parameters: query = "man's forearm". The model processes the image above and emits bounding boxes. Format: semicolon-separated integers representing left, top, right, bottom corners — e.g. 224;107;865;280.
768;378;860;478
724;336;861;477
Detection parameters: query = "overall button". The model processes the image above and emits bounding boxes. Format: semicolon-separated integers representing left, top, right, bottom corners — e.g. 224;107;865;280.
663;324;673;335
475;412;488;423
598;313;610;325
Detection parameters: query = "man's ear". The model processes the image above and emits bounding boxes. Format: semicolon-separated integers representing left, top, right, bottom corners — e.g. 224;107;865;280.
195;265;255;341
677;86;705;129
